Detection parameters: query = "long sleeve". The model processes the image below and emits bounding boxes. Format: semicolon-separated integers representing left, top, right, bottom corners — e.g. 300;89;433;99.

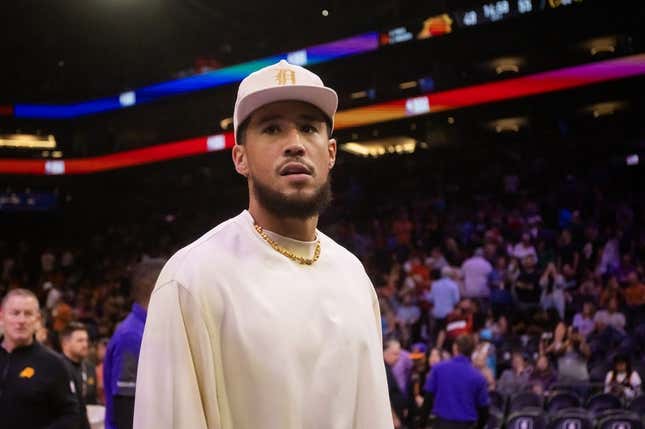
133;280;222;429
45;358;80;429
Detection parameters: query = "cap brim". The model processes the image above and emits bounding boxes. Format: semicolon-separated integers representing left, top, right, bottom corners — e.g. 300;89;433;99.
235;85;338;134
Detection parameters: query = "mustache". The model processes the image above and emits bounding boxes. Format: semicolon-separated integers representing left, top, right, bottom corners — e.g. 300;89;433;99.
276;158;316;176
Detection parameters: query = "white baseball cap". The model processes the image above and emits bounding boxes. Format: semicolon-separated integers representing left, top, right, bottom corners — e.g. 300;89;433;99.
233;60;338;143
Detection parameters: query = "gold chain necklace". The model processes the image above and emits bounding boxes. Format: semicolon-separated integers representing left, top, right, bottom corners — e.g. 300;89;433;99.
253;223;321;265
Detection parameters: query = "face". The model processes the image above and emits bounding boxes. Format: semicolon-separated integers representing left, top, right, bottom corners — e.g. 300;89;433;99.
429;348;441;366
232;101;336;219
384;343;401;366
536;356;548;371
0;295;40;347
512;354;525;370
615;361;627;373
63;330;89;360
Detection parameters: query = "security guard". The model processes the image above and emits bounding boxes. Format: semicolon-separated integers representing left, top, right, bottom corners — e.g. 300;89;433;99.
0;288;80;429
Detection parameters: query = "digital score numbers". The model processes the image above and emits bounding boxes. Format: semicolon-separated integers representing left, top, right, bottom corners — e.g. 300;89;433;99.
458;0;534;27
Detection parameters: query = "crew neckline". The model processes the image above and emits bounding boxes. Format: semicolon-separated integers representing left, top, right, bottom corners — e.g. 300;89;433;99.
241;210;319;260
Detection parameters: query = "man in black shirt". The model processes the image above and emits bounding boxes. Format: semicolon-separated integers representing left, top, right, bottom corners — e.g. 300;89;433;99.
0;288;79;429
61;322;96;429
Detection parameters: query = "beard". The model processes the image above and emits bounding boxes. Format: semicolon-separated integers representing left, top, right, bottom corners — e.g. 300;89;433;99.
250;173;332;219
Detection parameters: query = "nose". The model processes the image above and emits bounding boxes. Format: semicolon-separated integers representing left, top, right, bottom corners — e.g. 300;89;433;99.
282;126;305;158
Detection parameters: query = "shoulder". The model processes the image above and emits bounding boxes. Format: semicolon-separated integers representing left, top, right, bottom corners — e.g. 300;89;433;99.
154;212;249;288
318;230;367;274
34;344;69;375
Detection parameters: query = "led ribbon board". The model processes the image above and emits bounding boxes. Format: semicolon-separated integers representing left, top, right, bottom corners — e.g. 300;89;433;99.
1;53;643;175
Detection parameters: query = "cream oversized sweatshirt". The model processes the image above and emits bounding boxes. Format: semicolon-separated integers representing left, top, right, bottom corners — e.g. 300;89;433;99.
133;210;393;429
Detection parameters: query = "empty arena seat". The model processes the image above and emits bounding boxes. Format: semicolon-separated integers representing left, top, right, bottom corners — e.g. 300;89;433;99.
509;392;544;413
586;393;623;415
627;395;645;416
546;391;583;413
547;413;594;429
597;412;643;429
506;409;546;429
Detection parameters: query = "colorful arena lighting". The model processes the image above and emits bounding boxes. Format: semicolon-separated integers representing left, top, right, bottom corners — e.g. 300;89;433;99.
1;53;644;175
10;33;379;120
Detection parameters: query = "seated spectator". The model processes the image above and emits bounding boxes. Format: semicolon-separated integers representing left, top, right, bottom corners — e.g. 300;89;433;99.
556;229;579;280
554;326;591;383
624;272;645;307
511;233;538;261
604;354;642;400
443;299;475;350
513;255;542;313
594;297;626;334
395;291;421;345
539;262;566;320
426;247;448;272
472;334;496;391
530;354;557;395
572;301;596;338
488;256;514;318
498;351;532;395
599;276;625;308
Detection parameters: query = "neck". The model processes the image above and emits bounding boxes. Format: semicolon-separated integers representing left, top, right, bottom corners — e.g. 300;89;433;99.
1;336;32;353
63;350;80;363
249;202;318;241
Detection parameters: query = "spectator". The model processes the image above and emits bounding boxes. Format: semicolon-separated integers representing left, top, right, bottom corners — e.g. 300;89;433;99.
594;297;627;334
599;276;625;308
461;248;493;303
488;256;514;318
513;255;542;314
472;335;496;391
384;339;413;429
555;326;591;384
572;301;596;338
497;352;532;395
530;354;557;395
604;354;642;400
511;233;537;261
426;266;460;336
539;262;566;319
624;272;645;307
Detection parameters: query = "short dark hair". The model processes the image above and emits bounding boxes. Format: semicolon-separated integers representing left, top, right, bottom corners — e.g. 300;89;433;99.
130;258;166;307
455;334;476;357
60;322;87;340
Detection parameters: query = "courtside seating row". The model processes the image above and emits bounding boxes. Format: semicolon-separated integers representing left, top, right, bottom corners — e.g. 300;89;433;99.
487;392;645;429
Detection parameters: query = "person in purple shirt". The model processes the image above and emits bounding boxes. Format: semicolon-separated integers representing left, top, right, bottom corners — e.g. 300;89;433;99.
420;334;490;429
104;259;164;429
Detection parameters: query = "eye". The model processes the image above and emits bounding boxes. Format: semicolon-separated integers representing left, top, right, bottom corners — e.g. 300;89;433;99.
262;124;281;134
300;124;319;134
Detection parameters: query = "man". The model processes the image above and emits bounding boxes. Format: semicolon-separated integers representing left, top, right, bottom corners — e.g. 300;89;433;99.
425;266;460;335
61;322;97;429
384;340;413;428
133;60;393;428
104;258;165;429
461;248;493;305
421;334;489;429
497;351;531;395
0;288;80;429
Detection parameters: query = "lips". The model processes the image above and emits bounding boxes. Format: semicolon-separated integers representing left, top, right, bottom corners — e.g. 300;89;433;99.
280;162;312;176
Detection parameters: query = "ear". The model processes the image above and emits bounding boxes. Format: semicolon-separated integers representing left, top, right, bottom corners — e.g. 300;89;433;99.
327;138;337;170
232;144;249;177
